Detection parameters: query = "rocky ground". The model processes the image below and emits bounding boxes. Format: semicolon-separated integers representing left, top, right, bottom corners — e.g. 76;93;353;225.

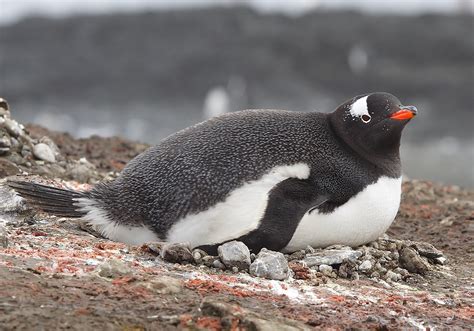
0;99;473;330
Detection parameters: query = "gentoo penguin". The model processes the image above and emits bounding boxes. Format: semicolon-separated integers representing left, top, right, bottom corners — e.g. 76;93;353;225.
8;92;417;254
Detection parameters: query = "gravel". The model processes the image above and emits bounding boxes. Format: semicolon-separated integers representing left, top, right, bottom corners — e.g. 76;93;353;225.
217;240;251;270
250;248;289;280
303;248;363;267
140;235;447;284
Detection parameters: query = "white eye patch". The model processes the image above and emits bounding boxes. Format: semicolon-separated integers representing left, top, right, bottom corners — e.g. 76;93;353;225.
349;96;370;119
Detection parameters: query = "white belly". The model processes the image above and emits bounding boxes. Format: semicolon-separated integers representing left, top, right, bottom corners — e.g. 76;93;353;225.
283;176;402;252
166;163;311;248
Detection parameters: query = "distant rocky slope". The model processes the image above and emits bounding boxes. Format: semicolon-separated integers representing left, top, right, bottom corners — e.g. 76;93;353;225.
1;8;473;141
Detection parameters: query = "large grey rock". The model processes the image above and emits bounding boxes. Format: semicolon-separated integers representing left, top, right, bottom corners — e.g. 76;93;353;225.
218;240;251;270
400;247;431;274
33;143;56;163
160;242;194;264
303;249;362;267
39;136;60;157
250;248;289;280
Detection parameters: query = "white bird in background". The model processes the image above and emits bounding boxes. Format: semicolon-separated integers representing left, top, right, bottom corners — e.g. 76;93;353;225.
348;44;369;75
202;86;230;119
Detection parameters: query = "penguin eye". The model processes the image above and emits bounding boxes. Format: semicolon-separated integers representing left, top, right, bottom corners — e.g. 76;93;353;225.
361;114;371;123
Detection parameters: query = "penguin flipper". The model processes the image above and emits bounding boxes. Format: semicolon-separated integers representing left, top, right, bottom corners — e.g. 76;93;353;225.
197;177;329;254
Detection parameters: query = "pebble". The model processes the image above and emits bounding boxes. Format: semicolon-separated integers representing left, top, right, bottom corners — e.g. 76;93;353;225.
305;245;315;254
39;136;60;157
67;163;93;182
385;270;402;282
434;256;447;265
358;260;373;272
250;248;289;280
212;259;226;270
97;259;132;278
399;247;431;274
0;136;11;149
33;143;56;163
0;135;11;155
4;119;23;137
319;264;333;276
370;271;380;279
303;249;362;267
217;241;251;270
394;267;409;277
192;249;207;263
160;242;194;264
85;259;100;266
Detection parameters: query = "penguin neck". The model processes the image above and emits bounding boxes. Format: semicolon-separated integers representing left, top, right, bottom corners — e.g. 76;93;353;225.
327;115;401;177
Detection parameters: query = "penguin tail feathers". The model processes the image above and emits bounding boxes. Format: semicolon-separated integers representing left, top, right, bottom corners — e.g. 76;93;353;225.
7;180;87;218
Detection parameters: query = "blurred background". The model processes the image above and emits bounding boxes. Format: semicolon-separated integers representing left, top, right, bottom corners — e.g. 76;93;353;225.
0;0;473;186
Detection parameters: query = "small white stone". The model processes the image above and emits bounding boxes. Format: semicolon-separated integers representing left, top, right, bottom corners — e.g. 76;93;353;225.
358;260;373;272
218;241;251;270
33;143;56;163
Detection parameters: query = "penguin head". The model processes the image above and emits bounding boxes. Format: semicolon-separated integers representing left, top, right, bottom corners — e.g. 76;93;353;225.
330;92;417;156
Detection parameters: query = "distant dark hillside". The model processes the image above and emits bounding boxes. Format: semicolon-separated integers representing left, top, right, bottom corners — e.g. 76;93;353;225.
0;7;473;140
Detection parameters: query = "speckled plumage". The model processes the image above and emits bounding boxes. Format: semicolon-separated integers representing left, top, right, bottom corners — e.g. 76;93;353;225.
89;108;390;238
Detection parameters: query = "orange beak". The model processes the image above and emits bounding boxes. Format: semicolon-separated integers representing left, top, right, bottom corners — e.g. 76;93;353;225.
390;106;418;120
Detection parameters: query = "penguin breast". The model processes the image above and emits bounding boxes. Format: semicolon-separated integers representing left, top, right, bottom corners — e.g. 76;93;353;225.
283;176;402;252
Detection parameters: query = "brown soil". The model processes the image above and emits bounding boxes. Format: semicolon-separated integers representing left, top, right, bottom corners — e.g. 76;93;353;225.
1;127;473;330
